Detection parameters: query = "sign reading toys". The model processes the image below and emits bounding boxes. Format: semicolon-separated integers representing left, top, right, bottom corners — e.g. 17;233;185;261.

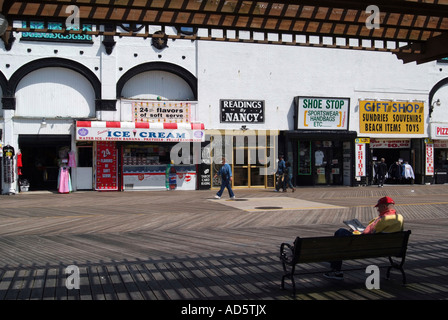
294;96;349;130
359;100;424;134
220;100;265;123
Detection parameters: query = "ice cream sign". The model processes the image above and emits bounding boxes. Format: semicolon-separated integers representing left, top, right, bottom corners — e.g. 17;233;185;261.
294;96;349;130
76;121;205;142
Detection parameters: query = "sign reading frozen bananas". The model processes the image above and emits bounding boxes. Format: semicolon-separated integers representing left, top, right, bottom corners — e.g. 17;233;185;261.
359;100;424;134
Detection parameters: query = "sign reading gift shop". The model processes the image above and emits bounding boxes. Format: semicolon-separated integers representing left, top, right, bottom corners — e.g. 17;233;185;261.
76;121;205;142
96;141;118;191
359;100;424;134
220;99;264;123
294;96;349;130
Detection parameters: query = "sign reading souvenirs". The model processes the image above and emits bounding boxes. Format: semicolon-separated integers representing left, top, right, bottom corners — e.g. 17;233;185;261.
132;101;191;124
295;96;349;130
359;100;424;134
220;100;265;123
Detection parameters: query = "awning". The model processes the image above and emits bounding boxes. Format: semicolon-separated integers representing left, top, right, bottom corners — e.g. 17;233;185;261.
76;121;205;142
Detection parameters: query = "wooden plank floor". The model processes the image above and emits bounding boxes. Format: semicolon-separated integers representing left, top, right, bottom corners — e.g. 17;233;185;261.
1;185;448;304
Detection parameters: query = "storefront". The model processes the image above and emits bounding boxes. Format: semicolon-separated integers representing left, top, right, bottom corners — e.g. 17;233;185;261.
76;120;205;191
207;129;278;189
359;100;425;184
286;96;356;186
429;123;448;184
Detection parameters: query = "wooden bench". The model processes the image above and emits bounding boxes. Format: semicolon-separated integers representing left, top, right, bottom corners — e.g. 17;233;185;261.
279;230;411;294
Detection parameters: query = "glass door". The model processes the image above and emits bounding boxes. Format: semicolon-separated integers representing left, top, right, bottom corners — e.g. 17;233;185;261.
233;147;248;187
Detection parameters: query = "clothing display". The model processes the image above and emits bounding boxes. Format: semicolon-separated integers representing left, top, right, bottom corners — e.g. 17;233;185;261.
68;151;76;168
58;166;72;193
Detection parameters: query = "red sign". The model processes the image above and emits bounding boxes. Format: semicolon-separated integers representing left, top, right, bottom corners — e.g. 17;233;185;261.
96;141;118;191
356;143;366;177
426;143;434;176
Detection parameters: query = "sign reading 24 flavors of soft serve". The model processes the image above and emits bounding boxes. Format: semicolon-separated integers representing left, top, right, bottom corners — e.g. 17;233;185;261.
295;97;349;130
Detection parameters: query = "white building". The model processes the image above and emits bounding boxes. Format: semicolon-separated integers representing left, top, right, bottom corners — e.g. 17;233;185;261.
2;22;448;194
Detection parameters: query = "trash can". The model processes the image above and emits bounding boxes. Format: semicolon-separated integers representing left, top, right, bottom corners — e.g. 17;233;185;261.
435;169;448;184
19;179;30;192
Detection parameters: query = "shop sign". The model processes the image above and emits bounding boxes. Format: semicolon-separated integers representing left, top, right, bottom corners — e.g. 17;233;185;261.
426;143;434;176
369;138;410;148
355;143;366;177
220;99;265;123
77;125;205;142
295;96;349;130
96;142;118;191
434;140;448;148
359;100;424;134
132;101;192;124
431;124;448;139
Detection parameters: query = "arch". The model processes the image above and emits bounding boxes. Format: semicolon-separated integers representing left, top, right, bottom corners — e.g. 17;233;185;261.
8;57;101;99
0;70;7;94
117;61;197;100
429;77;448;117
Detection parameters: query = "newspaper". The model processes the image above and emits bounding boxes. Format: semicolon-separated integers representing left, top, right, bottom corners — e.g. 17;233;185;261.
343;219;366;232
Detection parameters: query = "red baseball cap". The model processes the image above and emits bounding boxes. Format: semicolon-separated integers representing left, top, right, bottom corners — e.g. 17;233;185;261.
375;196;395;207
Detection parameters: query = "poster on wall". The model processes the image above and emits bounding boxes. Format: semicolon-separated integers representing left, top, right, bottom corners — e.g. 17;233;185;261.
96;141;118;191
294;96;349;130
359;100;424;134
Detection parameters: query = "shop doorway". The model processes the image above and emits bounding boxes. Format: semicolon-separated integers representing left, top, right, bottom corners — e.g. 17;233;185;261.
233;147;267;187
19;135;71;191
297;140;344;186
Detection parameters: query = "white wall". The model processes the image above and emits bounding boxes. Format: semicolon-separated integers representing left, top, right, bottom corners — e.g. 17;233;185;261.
15;67;96;118
197;41;435;138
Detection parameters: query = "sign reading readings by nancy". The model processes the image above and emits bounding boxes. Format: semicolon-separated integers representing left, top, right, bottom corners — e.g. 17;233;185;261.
359;100;424;134
295;96;349;130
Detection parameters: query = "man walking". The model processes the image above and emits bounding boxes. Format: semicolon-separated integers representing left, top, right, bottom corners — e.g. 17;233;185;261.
376;158;388;187
214;157;235;200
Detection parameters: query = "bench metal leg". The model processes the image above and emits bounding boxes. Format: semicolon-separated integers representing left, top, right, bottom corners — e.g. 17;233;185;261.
387;256;407;285
281;263;296;295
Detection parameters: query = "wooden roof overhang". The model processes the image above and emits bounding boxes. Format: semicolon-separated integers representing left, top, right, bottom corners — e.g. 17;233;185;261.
1;0;448;64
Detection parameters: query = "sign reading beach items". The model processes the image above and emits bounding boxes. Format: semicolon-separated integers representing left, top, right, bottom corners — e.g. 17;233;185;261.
220;99;265;123
294;96;349;130
359;100;424;134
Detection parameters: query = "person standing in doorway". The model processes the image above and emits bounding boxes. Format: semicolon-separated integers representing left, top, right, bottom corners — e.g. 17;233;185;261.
376;158;388;187
214;157;235;200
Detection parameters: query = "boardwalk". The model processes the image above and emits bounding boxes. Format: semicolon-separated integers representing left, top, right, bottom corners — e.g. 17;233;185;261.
1;185;448;309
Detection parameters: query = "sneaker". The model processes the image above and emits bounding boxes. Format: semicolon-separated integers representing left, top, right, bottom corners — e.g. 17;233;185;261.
323;271;344;280
230;196;236;200
214;195;221;199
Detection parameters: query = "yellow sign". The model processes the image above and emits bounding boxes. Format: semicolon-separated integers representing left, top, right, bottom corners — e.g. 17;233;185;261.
355;138;370;143
359;100;424;134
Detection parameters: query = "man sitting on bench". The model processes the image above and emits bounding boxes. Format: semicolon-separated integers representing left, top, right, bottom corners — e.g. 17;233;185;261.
324;196;404;280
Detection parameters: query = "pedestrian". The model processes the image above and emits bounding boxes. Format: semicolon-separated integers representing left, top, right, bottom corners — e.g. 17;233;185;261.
214;157;235;200
376;158;387;187
275;155;286;192
284;161;295;192
323;196;404;280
